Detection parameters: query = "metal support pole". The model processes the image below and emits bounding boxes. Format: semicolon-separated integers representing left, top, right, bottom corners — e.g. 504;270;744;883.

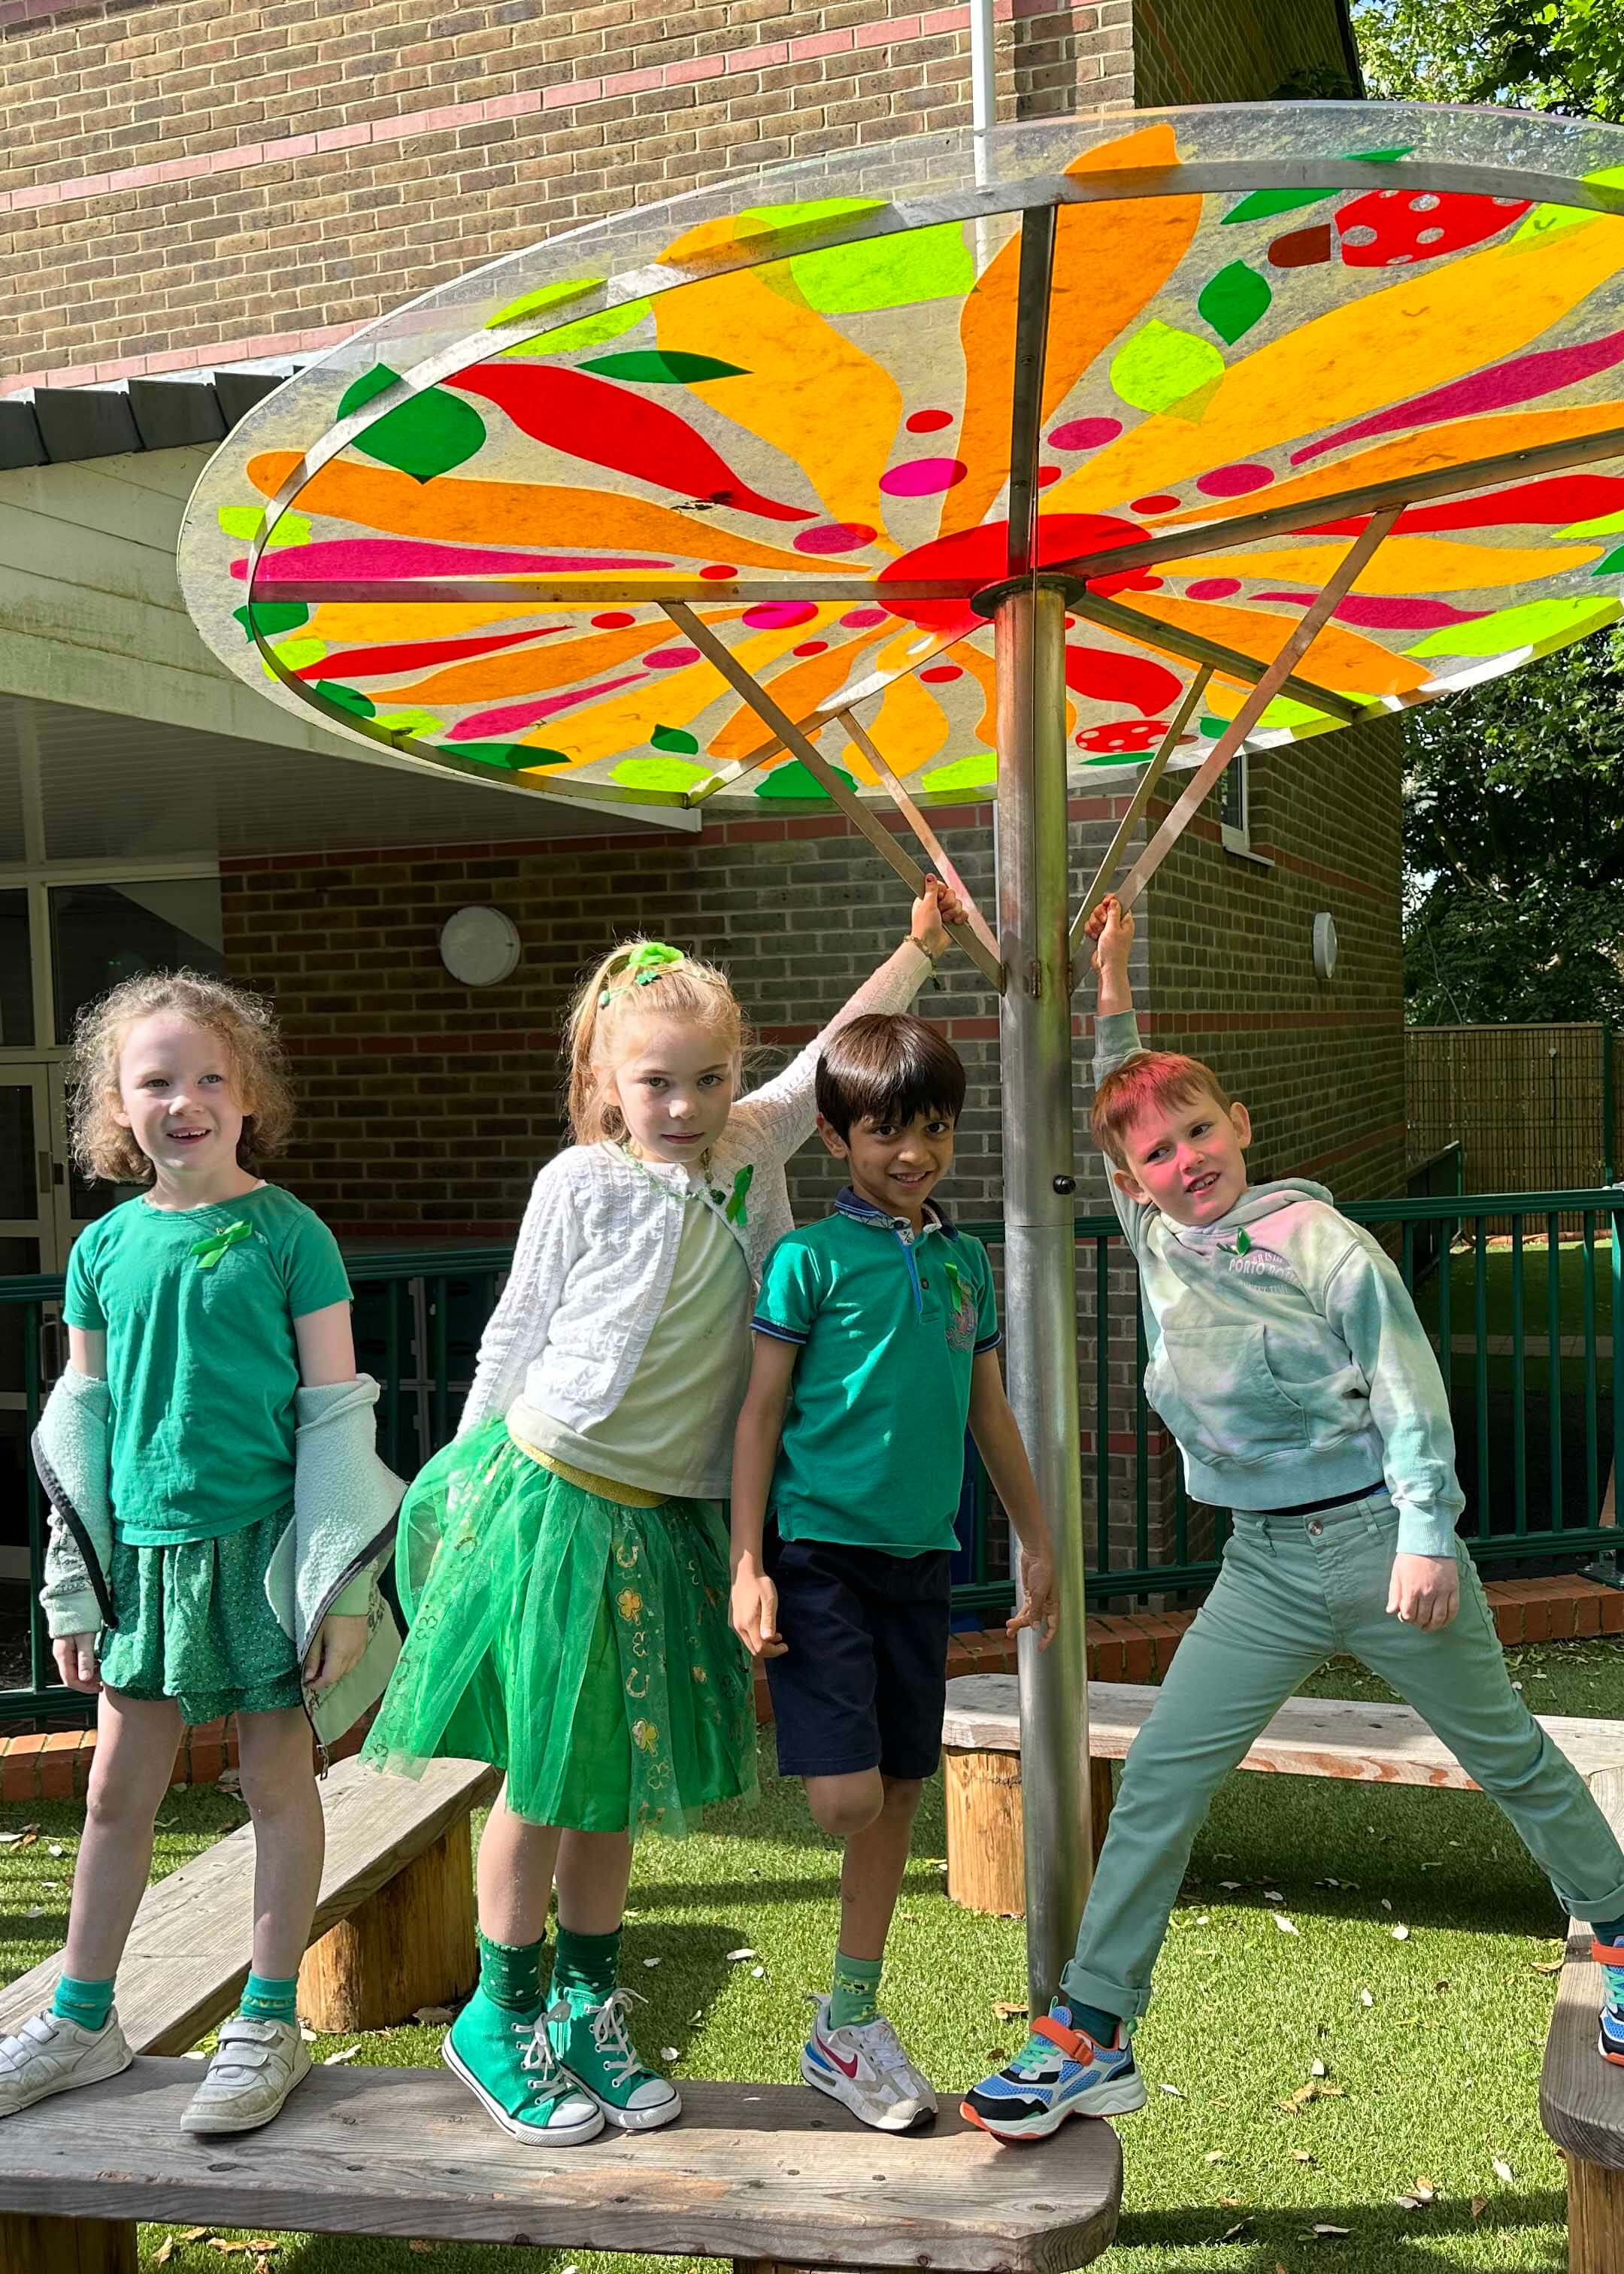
994;575;1091;2011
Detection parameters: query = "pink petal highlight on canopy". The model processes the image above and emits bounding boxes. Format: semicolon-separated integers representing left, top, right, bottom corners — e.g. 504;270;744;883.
880;457;968;498
793;521;877;555
841;607;888;627
1292;325;1624;466
741;602;820;629
907;408;954;433
253;540;672;583
1186;578;1242;600
644;644;701;667
1195;462;1274;499
447;672;647;741
1252;590;1488;631
1050;417;1123;450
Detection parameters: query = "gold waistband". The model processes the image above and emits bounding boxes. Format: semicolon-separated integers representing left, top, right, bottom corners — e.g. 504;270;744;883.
508;1430;668;1508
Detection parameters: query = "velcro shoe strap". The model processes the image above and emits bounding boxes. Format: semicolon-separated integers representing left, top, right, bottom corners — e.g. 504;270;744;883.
1592;1939;1624;1966
1032;2015;1095;2061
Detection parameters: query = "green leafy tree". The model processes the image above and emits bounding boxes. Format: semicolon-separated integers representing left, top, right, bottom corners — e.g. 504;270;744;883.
1353;0;1624;119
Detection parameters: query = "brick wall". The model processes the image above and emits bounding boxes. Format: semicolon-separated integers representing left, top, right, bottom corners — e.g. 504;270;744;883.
1;0;1133;389
1131;0;1360;105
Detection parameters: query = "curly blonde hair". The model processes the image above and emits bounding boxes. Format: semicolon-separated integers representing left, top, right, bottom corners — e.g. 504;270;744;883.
68;970;295;1185
565;939;747;1145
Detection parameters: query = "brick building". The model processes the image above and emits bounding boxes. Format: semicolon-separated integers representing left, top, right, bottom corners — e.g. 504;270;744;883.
0;0;1390;1604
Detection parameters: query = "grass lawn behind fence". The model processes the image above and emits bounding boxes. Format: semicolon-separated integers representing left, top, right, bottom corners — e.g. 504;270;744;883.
6;1639;1624;2274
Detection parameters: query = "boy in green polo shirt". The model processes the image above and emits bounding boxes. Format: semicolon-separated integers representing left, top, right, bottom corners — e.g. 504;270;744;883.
732;1012;1058;2133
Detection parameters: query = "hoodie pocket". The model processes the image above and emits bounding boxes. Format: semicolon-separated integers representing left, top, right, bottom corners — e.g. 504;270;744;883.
1147;1326;1311;1466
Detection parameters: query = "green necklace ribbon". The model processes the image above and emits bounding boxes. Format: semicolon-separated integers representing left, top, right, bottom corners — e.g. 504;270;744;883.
711;1165;753;1226
599;939;687;1007
938;1248;969;1312
190;1219;254;1270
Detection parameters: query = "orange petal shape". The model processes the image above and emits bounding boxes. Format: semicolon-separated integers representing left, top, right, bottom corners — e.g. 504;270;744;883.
942;123;1202;541
308;601;548;642
707;623;889;762
1121;594;1432;697
1043;216;1624;517
656;265;904;541
841;668;952;781
1155;532;1604;593
246;453;834;574
378;618;679;706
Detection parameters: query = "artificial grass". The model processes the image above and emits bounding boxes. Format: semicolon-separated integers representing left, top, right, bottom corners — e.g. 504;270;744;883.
6;1636;1624;2274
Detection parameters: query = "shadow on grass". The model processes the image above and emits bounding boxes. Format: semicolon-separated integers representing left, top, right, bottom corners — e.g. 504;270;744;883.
1114;2185;1565;2268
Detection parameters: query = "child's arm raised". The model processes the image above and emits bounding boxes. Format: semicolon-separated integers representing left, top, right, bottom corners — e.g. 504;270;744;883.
730;878;969;1163
968;1350;1058;1648
730;1333;796;1660
1083;894;1156;1245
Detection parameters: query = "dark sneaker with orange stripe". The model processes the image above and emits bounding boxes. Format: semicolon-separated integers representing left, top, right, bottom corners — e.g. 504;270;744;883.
1591;1934;1624;2066
961;2002;1146;2141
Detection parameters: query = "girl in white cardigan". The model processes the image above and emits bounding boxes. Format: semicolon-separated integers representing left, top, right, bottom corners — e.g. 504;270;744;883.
365;883;961;2146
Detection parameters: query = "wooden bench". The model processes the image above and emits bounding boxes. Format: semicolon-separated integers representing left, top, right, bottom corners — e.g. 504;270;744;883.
941;1674;1624;1916
0;1752;498;2054
1541;1765;1624;2274
0;2057;1123;2274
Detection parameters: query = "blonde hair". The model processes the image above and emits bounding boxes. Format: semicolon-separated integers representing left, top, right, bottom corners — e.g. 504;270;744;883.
68;969;295;1185
1091;1049;1232;1169
566;938;746;1145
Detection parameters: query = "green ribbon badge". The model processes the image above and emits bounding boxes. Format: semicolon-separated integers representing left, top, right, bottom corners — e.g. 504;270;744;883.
600;939;687;1007
938;1250;969;1313
1234;1226;1252;1256
712;1165;753;1226
190;1219;254;1270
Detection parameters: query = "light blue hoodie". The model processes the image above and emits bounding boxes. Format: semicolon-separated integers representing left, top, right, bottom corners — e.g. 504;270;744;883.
1096;1011;1465;1557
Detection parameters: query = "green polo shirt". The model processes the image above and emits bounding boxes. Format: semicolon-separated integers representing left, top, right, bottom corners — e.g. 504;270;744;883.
63;1184;353;1547
753;1192;1001;1557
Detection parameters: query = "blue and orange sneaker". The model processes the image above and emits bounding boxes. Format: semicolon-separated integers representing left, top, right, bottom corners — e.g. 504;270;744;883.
960;2002;1146;2142
1591;1933;1624;2066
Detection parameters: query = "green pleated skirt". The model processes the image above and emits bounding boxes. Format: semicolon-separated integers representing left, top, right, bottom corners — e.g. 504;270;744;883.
97;1510;304;1725
362;1420;756;1836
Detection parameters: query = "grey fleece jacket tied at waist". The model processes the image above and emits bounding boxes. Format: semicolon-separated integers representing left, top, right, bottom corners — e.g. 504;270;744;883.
1095;1011;1466;1557
33;1367;405;1746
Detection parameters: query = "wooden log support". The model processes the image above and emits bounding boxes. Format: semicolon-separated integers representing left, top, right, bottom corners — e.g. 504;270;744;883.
944;1748;1113;1918
298;1815;477;2033
1539;1766;1624;2274
1565;2152;1624;2274
0;2212;136;2273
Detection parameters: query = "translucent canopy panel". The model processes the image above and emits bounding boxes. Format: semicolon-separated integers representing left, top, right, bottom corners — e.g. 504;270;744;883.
179;103;1624;811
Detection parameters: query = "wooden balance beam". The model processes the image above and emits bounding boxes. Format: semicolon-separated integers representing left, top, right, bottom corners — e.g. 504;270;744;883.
0;2058;1123;2274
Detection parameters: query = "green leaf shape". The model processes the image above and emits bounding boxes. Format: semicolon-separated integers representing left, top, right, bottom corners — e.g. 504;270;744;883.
1513;202;1598;247
1223;188;1334;225
233;601;309;642
613;756;710;792
1198;260;1273;346
786;222;973;316
1198;715;1229;739
1583;165;1624;197
453;742;569;770
580;350;747;384
1570;512;1624;540
755;758;855;802
502;299;651;360
1593;545;1624;574
920;750;997;795
263;637;327;675
312;682;377;719
740;196;888;241
1110;320;1226;417
1407;596;1622;659
488;275;605;329
218;505;265;541
338;365;486;484
651;724;701;755
374;710;445;738
1341;144;1413;162
264;512;312;552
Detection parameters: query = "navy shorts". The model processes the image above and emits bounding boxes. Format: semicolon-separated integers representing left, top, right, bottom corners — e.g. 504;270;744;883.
762;1523;953;1782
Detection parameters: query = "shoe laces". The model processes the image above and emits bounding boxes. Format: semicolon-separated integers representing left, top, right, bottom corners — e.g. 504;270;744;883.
586;1987;648;2087
517;2003;574;2095
1007;2024;1062;2078
1602;1961;1624;2012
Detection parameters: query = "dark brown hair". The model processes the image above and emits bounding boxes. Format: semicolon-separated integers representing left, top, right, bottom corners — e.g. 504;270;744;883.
816;1013;966;1140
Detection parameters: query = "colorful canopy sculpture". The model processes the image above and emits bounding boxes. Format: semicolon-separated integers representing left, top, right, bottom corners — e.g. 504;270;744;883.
180;102;1624;822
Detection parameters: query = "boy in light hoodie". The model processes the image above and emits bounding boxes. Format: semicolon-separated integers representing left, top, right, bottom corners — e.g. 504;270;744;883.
962;895;1624;2141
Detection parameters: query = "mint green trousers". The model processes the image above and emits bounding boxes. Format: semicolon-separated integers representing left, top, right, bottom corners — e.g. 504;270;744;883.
1062;1496;1624;2029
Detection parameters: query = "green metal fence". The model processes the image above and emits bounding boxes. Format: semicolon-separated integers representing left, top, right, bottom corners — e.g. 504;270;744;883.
2;1185;1619;1724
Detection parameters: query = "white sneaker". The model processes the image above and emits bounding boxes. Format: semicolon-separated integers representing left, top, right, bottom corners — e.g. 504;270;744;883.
0;2007;132;2118
180;2015;311;2135
800;1997;938;2133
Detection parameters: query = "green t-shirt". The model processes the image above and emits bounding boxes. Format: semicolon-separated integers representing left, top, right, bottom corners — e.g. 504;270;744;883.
753;1191;1000;1557
62;1184;353;1547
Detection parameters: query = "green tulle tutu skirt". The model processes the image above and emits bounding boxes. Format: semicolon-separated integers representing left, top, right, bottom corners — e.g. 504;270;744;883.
362;1419;756;1835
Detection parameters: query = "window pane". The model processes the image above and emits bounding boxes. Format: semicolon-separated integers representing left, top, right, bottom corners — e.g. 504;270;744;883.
0;1087;37;1222
50;879;224;1045
0;892;32;1048
1218;753;1247;834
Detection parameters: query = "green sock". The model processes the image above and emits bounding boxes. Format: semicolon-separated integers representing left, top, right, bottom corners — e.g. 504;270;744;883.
1068;1999;1121;2045
51;1975;115;2033
478;1928;545;2013
239;1972;298;2027
552;1925;620;2007
829;1951;883;2030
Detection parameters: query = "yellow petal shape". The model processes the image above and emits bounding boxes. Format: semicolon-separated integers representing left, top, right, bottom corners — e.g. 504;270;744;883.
514;623;829;771
1043;216;1624;517
378;619;678;707
245;453;833;575
942;124;1201;539
1119;596;1433;697
308;602;550;642
1156;535;1604;593
839;669;951;780
656;264;903;541
707;623;889;763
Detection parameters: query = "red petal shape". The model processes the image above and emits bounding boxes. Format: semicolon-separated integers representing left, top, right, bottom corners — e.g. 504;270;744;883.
1063;646;1182;717
1307;474;1624;537
292;627;564;680
1293;326;1624;466
447;362;815;523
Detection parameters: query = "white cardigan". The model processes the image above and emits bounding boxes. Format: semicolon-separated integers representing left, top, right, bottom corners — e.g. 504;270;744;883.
458;940;935;1445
